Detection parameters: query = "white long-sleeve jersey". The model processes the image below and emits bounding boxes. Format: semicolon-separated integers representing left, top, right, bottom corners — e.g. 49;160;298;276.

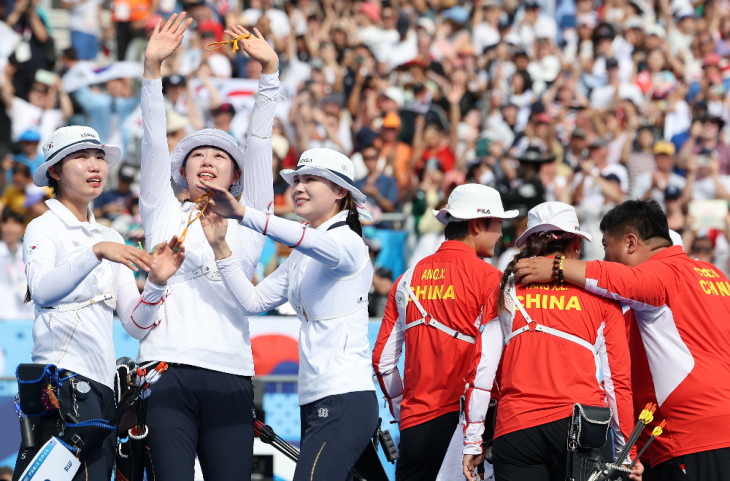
216;209;375;405
24;199;167;389
137;74;278;376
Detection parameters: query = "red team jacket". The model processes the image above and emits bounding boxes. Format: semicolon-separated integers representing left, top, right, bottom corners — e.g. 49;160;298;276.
585;246;730;466
372;241;502;430
463;274;636;460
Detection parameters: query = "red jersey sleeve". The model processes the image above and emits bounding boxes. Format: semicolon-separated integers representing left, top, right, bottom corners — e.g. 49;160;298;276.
597;298;637;464
585;260;670;309
373;275;405;422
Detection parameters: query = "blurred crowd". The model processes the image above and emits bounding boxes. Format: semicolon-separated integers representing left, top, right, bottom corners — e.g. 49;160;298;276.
3;0;730;318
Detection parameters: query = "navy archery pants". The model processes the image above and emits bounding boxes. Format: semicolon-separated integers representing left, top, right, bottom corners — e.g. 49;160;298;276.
294;390;379;481
145;364;256;481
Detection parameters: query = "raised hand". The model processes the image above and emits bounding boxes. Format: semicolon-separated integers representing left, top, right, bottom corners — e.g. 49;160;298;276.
194;178;246;221
144;13;193;79
224;25;279;75
93;242;154;272
148;236;186;285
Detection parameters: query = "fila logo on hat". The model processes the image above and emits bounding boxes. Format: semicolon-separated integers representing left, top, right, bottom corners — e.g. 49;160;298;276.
434;183;518;225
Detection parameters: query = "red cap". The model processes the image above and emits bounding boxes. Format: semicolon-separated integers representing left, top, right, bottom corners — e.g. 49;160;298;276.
359;2;381;23
534;113;552;124
703;53;722;68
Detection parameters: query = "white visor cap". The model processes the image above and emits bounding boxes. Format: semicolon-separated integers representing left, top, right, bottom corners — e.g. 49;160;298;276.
280;148;372;221
35;126;121;187
434;183;519;225
515;201;592;248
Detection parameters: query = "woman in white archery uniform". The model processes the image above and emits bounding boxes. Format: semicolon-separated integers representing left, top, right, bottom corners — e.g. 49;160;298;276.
138;14;282;481
17;125;185;481
195;148;378;481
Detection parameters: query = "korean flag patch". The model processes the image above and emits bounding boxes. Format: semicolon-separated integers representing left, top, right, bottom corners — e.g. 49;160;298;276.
28;243;41;254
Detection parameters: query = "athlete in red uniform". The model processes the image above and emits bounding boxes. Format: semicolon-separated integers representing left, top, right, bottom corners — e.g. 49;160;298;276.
372;184;517;481
462;202;639;481
514;199;730;481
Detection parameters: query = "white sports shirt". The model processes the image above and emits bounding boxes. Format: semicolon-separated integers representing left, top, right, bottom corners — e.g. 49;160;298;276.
217;209;375;405
24;199;167;389
137;74;278;376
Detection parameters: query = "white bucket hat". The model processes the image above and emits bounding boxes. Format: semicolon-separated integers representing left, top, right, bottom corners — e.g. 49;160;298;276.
280;148;372;221
515;201;592;247
170;129;247;197
434;183;518;225
34;126;121;187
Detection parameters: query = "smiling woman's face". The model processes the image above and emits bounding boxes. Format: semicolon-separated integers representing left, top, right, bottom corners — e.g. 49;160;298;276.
183;146;241;200
290;174;347;224
50;149;108;202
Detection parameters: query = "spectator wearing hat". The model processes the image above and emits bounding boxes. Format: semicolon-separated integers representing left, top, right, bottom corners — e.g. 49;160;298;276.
678;115;730;174
499;145;553;217
664;184;689;232
9;129;44;181
73;75;138;151
633;140;687;210
166;109;191;153
162;73;207;131
589;57;645;110
355;142;399;227
573;137;628;259
211;102;236;137
380;112;414;193
93;163;137;221
2;65;73;152
563;127;589;171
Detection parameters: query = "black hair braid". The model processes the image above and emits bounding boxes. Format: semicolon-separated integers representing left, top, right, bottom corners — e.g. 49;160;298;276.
496;233;572;314
346;206;363;237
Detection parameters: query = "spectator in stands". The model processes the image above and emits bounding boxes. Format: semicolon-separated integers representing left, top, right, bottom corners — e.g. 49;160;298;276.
2;65;73;147
93;163;137;221
0;207;33;319
3;0;53;99
634;141;687;211
0;163;34;215
60;0;105;60
364;232;392;319
73;76;138;151
9;129;43;182
272;135;294;215
355;142;398;226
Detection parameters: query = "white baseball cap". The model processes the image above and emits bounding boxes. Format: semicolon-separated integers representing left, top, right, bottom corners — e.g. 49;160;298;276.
434;183;518;225
280;148;372;221
170;129;247;197
35;126;121;187
515;201;591;247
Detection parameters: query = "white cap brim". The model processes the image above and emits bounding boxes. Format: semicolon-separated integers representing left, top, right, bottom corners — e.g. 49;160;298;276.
34;141;122;187
433;206;519;225
281;165;367;204
171;130;246;196
515;223;592;247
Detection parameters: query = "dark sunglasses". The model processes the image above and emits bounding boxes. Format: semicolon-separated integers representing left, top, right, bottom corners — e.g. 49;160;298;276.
692;246;712;253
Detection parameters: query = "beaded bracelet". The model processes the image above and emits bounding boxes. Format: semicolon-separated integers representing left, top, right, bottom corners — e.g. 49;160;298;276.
552;255;565;283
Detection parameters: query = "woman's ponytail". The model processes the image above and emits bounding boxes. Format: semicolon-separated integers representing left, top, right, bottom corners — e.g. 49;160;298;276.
340;192;362;237
496;233;573;314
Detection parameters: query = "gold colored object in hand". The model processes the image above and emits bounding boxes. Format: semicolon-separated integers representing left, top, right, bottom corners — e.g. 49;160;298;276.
206;34;252;53
179;192;213;244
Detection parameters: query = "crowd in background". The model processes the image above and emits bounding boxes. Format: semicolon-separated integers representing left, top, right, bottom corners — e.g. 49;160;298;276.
2;0;730;319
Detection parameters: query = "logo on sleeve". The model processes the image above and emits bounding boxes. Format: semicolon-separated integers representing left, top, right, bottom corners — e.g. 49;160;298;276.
318;408;329;418
72;240;82;247
28;243;41;254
